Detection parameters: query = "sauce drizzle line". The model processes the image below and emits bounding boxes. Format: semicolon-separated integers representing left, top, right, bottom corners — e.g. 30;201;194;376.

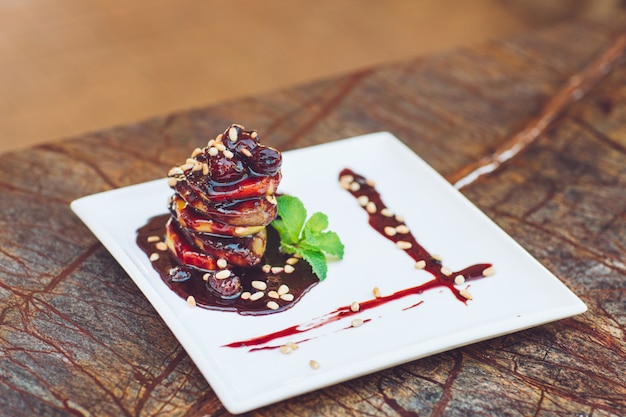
223;169;494;350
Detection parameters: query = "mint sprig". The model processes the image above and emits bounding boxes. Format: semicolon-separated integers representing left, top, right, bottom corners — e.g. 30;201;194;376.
271;195;344;281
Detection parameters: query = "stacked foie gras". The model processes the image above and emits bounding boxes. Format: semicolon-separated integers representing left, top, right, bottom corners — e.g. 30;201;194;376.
165;124;282;299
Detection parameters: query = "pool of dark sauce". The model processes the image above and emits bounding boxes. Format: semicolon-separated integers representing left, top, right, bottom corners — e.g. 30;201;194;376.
137;214;319;316
223;168;494;350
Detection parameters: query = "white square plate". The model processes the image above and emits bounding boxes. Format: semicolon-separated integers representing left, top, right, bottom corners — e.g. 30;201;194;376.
71;132;586;414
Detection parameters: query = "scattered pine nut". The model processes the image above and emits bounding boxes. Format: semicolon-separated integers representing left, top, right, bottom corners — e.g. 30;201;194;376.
279;345;292;354
395;224;410;234
459;289;473;300
202;273;210;281
268;290;279;299
217;258;228;269
250;291;264;301
277;284;289;295
250;131;258;139
372;286;381;298
396;241;412;250
351;318;364;328
215;270;231;280
349;181;361;192
202;163;209;175
186;296;196;307
271;266;284;274
262;264;271;273
365;178;376;187
167;177;178;187
395;214;405;223
240;291;251;300
147;235;160;243
339;174;354;189
286;257;299;265
228;126;238;142
155;242;168;251
414;260;426;269
284;264;295;274
208;147;219;156
223;150;234;159
215;143;226;152
241;148;252;157
357;195;369;206
350;302;360;312
482;266;495;277
149;253;160;262
366;202;377;214
267;301;279;310
432;253;443;261
191;147;203;158
309;360;320;370
384;226;397;236
280;293;294;302
441;266;452;276
251;280;267;291
454;275;465;285
381;208;394;217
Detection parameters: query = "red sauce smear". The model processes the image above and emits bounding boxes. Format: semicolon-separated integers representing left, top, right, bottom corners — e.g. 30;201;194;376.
224;168;494;350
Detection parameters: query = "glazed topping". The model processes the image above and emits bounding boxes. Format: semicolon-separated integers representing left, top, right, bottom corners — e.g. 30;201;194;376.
167;124;282;187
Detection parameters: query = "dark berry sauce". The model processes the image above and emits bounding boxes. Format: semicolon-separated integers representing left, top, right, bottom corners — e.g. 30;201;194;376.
223;168;494;350
137;214;318;316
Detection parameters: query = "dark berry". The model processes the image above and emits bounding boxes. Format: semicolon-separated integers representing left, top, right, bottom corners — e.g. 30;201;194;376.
208;154;245;184
248;146;282;176
207;272;242;299
168;266;192;282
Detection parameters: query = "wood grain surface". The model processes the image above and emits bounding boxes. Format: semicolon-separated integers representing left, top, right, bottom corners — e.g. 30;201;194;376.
1;15;625;416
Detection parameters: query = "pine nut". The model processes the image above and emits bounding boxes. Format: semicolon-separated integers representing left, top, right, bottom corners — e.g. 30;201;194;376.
215;270;231;280
250;291;264;301
277;284;289;295
396;241;412;250
414;260;426;269
351;318;363;328
251;280;267;291
384;226;397;236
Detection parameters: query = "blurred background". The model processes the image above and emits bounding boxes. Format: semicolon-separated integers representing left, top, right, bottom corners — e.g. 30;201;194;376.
1;0;623;154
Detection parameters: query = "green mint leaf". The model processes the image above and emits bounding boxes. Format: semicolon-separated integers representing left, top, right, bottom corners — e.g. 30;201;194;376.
303;212;328;234
271;194;344;281
296;248;328;281
275;195;307;244
303;230;345;258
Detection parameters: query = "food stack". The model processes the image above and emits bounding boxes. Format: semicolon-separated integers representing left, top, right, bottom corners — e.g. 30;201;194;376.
164;124;282;298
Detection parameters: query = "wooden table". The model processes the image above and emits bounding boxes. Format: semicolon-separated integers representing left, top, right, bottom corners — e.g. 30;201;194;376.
2;16;625;416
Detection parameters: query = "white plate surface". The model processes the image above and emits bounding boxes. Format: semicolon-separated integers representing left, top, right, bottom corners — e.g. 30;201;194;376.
71;132;586;414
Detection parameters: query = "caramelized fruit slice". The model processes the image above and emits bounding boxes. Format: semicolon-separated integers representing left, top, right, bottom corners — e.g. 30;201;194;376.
188;228;267;268
165;218;217;270
175;181;277;226
181;171;281;203
169;195;264;236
